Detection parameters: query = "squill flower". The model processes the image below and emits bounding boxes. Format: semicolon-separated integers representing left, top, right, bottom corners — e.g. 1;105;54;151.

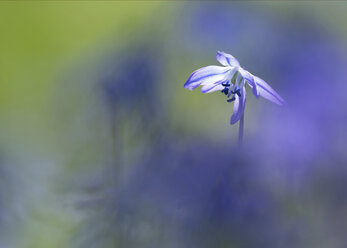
184;51;285;125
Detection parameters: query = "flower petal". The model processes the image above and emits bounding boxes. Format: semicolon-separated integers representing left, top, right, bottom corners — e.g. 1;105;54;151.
201;83;225;93
239;68;259;97
200;74;229;86
184;65;231;90
253;76;286;105
230;86;247;125
216;51;240;67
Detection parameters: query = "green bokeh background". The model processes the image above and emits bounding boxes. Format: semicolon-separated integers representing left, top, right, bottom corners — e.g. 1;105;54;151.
0;2;167;247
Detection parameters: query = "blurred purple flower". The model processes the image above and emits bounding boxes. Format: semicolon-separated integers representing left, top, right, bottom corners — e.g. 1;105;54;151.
80;140;290;248
101;48;160;114
184;51;285;124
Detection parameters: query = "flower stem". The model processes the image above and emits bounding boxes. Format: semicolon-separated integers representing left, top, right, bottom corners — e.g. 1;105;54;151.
238;111;244;148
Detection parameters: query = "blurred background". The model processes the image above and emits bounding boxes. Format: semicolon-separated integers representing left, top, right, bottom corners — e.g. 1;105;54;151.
1;1;347;248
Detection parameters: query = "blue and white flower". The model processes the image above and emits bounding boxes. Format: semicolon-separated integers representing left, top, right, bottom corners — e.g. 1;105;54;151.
184;51;285;124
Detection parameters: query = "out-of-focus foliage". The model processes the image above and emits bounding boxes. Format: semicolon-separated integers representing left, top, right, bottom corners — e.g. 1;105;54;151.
1;2;347;248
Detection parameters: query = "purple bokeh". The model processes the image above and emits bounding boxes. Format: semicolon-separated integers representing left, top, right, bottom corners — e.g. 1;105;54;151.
76;3;347;248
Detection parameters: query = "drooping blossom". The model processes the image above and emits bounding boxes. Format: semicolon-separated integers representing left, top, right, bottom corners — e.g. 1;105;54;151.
184;51;285;124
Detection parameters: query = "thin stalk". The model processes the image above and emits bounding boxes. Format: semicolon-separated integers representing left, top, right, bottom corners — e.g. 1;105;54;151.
238;111;244;148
